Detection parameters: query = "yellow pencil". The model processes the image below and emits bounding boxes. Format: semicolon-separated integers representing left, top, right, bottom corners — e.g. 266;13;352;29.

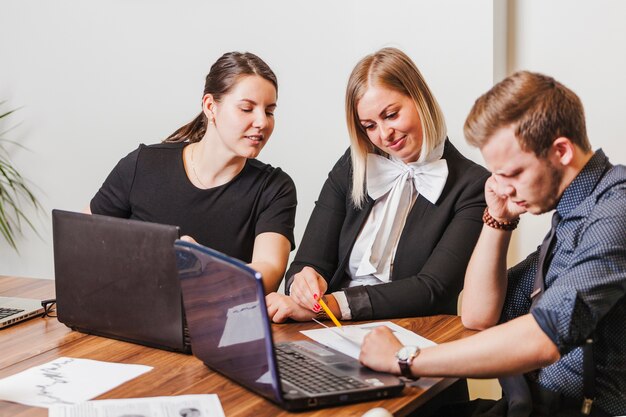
318;298;342;328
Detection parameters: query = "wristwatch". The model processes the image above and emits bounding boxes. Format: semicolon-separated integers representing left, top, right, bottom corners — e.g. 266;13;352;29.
396;345;420;379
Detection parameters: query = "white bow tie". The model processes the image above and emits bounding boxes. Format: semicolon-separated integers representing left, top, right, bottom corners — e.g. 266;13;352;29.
366;154;448;204
354;145;448;281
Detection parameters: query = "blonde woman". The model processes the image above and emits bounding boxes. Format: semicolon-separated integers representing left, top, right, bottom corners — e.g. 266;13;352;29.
266;48;488;321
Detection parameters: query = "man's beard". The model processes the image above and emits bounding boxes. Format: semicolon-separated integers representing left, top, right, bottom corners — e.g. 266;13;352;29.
537;162;564;214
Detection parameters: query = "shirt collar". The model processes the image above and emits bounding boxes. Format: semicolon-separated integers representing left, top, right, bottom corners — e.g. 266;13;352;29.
556;149;609;217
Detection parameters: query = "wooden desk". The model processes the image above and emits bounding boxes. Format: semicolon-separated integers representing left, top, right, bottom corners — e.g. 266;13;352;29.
0;276;476;417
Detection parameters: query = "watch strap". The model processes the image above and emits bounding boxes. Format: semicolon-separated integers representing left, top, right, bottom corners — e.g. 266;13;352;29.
397;346;420;379
398;359;414;379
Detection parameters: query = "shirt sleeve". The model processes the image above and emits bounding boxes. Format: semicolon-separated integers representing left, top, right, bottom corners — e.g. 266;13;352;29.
332;291;352;320
531;195;626;354
284;150;351;293
254;168;298;250
90;147;141;218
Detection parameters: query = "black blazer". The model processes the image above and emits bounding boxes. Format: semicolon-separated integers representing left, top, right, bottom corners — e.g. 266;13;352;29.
285;139;489;320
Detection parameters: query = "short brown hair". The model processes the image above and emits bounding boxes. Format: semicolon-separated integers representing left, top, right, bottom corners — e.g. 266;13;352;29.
464;71;590;157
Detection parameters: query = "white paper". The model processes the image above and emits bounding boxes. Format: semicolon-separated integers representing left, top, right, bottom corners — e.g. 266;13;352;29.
0;357;152;408
329;326;372;345
49;394;225;417
301;321;436;359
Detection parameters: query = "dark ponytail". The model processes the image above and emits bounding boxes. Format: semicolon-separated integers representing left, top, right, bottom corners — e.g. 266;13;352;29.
164;52;278;143
165;113;206;144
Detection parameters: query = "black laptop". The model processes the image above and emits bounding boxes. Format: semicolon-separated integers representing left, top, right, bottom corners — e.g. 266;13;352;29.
52;209;190;353
174;240;405;411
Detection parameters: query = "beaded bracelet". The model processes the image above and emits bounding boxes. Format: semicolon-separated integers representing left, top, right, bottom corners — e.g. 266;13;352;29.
482;207;519;231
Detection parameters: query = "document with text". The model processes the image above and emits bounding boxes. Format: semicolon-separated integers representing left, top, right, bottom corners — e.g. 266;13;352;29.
49;394;225;417
301;321;436;359
0;357;152;408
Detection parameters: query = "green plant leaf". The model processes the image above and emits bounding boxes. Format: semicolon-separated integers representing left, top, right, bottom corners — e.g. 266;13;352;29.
0;103;42;251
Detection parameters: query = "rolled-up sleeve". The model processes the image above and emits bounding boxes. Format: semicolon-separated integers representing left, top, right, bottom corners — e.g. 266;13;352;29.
531;198;626;354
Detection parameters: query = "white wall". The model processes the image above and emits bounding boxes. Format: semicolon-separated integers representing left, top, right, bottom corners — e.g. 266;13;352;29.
4;0;624;283
0;0;496;278
508;0;626;262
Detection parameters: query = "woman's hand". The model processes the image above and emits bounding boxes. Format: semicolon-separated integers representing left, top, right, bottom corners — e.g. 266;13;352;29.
484;175;526;222
359;326;403;375
266;292;317;323
289;266;328;311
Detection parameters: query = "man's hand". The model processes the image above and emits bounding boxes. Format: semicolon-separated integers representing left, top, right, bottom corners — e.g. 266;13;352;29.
359;326;403;375
266;292;317;323
484;175;527;222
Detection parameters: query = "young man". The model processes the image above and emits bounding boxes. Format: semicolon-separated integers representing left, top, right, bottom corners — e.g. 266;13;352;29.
359;71;625;416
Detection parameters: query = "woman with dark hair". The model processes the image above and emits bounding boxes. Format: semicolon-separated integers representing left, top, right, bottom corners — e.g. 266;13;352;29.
266;47;488;321
89;52;296;293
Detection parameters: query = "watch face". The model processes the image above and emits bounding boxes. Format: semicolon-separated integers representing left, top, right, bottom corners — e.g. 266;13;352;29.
397;346;417;361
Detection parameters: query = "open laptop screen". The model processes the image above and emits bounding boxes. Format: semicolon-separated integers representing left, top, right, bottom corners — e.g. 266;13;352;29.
175;241;282;403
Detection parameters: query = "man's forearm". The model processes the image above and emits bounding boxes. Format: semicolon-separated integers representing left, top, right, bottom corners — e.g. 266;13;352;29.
413;315;560;378
461;224;514;329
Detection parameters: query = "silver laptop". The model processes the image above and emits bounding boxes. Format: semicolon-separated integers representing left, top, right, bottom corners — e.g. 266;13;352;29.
175;240;405;411
0;297;44;329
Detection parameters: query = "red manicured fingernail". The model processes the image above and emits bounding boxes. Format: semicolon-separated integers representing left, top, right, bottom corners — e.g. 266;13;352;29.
313;305;320;312
313;293;319;300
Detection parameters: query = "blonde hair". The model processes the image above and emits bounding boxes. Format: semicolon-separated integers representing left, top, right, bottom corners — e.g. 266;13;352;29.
345;48;447;208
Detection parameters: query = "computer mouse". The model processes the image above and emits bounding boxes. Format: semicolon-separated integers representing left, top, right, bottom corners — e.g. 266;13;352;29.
361;407;393;417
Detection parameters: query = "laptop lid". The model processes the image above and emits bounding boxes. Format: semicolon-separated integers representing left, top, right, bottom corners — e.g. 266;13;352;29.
52;209;187;352
0;297;44;329
175;240;404;411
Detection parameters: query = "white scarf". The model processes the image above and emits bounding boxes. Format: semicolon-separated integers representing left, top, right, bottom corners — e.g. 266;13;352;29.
354;142;448;281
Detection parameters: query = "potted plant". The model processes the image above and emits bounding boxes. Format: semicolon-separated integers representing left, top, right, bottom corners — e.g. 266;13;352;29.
0;102;42;250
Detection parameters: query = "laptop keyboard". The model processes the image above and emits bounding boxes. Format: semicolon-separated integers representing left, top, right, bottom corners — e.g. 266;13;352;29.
0;307;23;319
275;344;368;394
